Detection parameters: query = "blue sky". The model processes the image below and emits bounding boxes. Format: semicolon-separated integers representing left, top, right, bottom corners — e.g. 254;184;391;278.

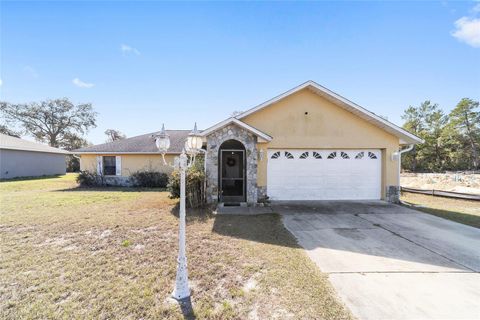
1;1;479;145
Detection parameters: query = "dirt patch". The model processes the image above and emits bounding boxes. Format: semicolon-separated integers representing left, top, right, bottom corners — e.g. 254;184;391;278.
401;173;480;194
99;229;112;238
243;275;258;293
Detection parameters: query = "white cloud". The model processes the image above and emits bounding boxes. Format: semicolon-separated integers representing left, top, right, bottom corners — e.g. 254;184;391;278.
23;65;39;78
472;3;480;13
72;78;94;88
452;17;480;47
121;44;141;56
0;78;2;86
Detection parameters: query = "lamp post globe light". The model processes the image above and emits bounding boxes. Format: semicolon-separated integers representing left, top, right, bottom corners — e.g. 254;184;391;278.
155;123;203;300
155;124;170;154
185;123;203;153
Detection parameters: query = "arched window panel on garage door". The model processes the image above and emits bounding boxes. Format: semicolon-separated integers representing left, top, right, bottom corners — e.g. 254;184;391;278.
355;152;365;159
271;151;280;159
340;152;350;159
284;151;294;159
327;151;337;159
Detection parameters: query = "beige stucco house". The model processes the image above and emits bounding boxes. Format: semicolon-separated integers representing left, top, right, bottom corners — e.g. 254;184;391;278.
75;81;422;204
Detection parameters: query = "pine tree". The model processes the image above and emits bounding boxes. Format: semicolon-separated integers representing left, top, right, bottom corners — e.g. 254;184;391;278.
448;98;480;170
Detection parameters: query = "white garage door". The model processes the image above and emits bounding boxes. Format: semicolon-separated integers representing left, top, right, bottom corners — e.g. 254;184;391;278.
267;149;382;200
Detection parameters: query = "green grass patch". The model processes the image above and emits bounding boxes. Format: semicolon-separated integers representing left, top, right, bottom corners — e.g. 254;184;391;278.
121;239;132;247
402;192;480;228
1;175;352;319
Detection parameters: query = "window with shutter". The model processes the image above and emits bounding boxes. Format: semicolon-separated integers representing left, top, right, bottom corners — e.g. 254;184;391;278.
115;156;122;176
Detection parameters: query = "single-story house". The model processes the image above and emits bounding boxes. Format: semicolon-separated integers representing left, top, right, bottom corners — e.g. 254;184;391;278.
75;81;422;204
0;133;69;179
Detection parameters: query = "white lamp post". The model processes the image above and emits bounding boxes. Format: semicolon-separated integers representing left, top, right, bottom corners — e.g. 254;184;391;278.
155;123;203;300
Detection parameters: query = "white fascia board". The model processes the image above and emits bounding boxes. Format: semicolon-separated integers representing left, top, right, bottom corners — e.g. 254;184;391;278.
0;146;71;154
200;117;272;141
236;80;423;144
73;152;182;155
232;119;273;141
198;117;235;137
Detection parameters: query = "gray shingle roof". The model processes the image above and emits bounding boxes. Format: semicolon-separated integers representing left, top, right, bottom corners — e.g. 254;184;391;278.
0;134;70;154
73;130;191;154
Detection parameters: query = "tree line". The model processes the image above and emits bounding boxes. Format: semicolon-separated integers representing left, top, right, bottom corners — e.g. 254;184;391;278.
1;97;479;173
0;99;126;171
401;98;479;172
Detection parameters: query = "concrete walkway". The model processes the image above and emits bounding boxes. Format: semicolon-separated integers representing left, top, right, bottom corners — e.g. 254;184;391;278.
277;201;480;320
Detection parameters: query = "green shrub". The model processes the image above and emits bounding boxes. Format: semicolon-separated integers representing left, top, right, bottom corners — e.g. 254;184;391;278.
66;155;80;172
168;156;205;208
76;170;104;186
130;170;168;188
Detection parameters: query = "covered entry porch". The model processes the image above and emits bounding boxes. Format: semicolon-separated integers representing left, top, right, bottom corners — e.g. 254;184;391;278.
201;119;272;205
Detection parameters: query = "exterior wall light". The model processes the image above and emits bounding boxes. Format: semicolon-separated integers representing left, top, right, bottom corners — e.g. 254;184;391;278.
258;148;264;161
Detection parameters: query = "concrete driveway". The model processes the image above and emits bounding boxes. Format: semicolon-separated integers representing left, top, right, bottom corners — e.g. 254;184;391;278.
277;201;480;320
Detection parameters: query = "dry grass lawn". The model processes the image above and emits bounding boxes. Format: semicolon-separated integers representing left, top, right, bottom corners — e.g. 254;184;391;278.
401;192;480;229
0;174;352;320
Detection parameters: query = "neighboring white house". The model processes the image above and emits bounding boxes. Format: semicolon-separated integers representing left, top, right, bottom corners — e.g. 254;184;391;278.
0;134;69;179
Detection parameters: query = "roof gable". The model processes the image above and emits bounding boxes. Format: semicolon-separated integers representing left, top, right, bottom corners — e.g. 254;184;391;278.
0;134;70;154
235;81;423;145
199;118;272;142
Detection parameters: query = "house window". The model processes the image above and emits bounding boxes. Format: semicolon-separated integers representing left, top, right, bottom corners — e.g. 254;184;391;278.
103;156;116;175
368;152;377;159
313;152;322;159
340;152;350;159
300;152;309;159
284;151;294;159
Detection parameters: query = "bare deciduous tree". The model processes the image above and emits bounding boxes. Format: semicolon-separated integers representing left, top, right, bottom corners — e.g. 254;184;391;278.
104;129;126;142
0;124;21;138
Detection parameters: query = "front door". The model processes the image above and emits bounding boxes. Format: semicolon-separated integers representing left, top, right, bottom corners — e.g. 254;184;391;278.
220;150;245;203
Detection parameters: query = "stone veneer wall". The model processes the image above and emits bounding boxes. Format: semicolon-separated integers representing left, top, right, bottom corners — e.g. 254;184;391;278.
386;185;400;203
205;124;258;204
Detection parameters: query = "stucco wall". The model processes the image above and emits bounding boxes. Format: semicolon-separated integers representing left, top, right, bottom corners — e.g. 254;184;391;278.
0;149;66;179
80;154;177;176
241;88;400;199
